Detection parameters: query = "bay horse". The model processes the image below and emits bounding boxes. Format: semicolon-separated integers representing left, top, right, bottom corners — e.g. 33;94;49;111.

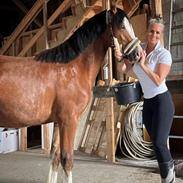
0;8;140;183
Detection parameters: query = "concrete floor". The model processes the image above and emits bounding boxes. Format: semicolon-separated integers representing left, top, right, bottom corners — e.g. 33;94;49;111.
0;150;183;183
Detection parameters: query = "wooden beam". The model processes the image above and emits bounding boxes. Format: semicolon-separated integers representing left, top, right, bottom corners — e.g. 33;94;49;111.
0;0;44;55
43;0;49;49
18;0;73;56
11;0;42;27
104;0;115;163
154;0;164;45
154;0;163;17
62;1;102;43
42;124;50;154
42;0;50;154
19;127;27;151
127;0;142;17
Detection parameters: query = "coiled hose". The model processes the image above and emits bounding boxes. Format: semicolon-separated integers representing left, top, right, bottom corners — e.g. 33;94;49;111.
119;101;156;161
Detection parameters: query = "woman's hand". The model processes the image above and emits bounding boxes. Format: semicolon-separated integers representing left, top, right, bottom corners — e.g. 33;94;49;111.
139;50;147;66
114;49;123;61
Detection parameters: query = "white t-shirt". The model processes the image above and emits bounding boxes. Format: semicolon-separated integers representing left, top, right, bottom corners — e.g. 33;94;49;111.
133;41;172;99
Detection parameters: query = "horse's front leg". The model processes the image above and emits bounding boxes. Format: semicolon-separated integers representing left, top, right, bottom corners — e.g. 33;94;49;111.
59;116;79;183
47;123;60;183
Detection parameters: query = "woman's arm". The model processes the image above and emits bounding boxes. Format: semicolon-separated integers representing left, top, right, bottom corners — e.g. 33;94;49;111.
139;51;171;86
113;37;140;79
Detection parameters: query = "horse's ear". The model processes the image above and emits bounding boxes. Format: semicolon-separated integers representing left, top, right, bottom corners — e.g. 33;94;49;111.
110;0;117;14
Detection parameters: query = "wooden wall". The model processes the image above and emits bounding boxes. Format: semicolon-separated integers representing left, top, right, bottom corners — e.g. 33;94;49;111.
162;0;183;78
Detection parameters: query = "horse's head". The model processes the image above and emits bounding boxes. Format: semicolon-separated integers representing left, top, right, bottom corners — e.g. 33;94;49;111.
108;8;141;63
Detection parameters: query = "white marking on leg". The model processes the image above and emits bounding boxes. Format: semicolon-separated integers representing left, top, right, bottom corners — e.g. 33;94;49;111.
63;170;72;183
47;164;58;183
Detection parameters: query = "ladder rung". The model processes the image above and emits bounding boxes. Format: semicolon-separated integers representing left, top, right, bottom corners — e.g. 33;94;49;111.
172;58;183;63
172;24;183;29
173;8;183;14
171;42;183;46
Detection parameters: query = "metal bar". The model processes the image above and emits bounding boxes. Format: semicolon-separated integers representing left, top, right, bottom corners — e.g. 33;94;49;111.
168;0;174;51
169;135;183;139
174;115;183;119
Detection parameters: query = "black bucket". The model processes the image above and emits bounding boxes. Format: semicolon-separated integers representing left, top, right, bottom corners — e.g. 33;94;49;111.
112;82;143;105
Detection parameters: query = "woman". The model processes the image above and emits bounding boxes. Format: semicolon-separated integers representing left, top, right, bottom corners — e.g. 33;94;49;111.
115;18;175;183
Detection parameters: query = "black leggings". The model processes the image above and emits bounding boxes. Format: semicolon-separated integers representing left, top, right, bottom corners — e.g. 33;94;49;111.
143;91;175;163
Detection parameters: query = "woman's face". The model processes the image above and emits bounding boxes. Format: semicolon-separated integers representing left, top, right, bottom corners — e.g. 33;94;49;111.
147;23;164;47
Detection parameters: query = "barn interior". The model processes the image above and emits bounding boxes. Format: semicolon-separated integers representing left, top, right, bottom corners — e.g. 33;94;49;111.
0;0;183;179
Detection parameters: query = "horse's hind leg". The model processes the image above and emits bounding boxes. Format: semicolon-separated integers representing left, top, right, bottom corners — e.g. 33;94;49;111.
47;123;60;183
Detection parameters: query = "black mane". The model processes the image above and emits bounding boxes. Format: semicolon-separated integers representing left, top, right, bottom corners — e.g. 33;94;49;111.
34;10;108;63
34;9;128;64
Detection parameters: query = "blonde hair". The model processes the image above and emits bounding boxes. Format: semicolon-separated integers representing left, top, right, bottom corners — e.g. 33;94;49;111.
148;17;165;30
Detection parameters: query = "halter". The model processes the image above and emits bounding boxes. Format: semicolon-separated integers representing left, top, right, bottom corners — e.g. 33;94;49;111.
123;37;141;57
106;10;140;61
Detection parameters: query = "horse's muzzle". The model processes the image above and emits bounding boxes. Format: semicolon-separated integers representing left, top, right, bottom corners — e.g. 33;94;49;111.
123;48;140;63
123;38;141;63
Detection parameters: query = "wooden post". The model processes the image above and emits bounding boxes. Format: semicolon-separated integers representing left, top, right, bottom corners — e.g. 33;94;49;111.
154;0;164;45
154;0;163;17
42;0;50;154
103;0;115;163
19;128;27;151
43;0;49;49
42;124;50;154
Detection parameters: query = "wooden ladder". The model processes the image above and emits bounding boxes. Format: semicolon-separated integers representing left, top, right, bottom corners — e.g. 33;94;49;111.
0;0;45;55
123;0;142;17
49;0;103;48
79;96;127;158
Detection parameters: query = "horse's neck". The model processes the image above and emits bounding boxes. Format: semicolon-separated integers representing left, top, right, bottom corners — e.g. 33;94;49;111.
84;40;109;86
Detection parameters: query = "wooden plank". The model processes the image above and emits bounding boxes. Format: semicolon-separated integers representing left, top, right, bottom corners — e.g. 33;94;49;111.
154;0;163;17
79;98;100;152
0;0;44;55
43;0;49;49
12;0;42;27
42;124;50;154
115;105;128;151
79;97;122;158
18;0;73;56
127;0;142;17
60;1;102;43
94;99;121;158
84;99;106;154
19;127;27;151
104;0;115;163
131;13;147;42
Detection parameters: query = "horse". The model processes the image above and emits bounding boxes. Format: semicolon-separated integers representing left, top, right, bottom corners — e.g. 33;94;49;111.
0;8;140;183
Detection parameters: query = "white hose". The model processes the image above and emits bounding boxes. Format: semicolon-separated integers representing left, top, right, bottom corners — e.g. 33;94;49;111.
119;101;156;161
